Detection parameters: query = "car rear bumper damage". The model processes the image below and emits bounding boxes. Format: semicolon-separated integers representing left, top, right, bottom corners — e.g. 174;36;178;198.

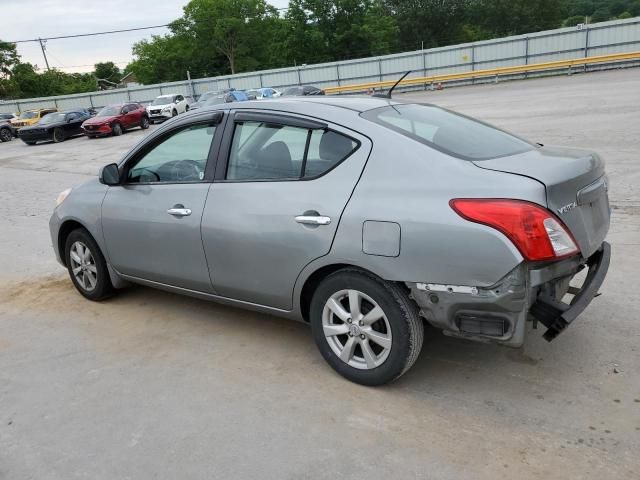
407;242;610;347
529;241;610;341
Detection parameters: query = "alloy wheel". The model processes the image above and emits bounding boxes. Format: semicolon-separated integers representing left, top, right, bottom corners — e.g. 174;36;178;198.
69;241;98;292
0;128;11;142
322;289;392;370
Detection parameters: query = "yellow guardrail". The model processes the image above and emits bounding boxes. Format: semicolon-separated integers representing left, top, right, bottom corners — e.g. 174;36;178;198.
324;51;640;95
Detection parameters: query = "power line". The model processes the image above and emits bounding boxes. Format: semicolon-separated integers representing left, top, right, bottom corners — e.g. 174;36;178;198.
9;24;171;44
8;6;291;44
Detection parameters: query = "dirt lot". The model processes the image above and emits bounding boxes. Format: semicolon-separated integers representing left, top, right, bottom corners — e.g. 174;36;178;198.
1;69;639;479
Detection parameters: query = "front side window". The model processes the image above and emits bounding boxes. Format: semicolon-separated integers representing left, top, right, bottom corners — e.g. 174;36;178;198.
127;124;216;184
362;104;533;160
226;120;358;181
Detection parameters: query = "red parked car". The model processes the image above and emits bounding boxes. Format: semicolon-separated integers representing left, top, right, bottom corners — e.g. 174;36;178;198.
81;103;149;138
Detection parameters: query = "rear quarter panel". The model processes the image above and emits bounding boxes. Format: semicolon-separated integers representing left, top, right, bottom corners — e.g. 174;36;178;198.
323;124;548;288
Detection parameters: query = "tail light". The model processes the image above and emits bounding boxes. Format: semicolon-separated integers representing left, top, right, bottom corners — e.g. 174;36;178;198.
450;199;579;261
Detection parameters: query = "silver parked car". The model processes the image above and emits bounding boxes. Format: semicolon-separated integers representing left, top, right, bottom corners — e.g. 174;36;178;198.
50;97;610;385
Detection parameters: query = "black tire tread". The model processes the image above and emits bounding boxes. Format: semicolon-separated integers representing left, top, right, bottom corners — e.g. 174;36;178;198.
64;227;114;301
311;267;424;385
338;268;424;381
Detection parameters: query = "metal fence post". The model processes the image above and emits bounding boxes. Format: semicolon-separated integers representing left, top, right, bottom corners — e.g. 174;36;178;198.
524;36;530;79
378;58;382;82
126;88;131;101
471;43;476;85
259;73;264;88
336;65;341;87
423;49;428;90
584;26;590;72
297;68;302;85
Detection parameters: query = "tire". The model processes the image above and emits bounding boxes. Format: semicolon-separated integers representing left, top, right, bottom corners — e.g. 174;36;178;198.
24;141;37;146
310;268;424;386
112;123;122;136
140;116;150;129
0;128;12;142
185;105;190;112
172;109;178;117
52;127;65;143
64;228;114;301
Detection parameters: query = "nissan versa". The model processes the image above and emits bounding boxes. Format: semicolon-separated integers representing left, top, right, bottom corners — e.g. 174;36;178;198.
49;97;610;386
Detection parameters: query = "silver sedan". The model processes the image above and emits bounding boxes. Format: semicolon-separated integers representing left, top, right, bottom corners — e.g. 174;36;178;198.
50;97;610;385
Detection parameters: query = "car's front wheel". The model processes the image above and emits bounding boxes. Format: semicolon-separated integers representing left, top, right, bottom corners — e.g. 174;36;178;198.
310;269;424;386
140;116;150;129
0;128;12;142
111;123;122;136
64;228;114;301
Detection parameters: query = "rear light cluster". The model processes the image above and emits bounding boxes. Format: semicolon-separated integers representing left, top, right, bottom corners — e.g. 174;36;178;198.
450;199;579;261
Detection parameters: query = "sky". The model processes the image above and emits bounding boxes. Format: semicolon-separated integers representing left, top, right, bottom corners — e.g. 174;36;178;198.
4;0;290;74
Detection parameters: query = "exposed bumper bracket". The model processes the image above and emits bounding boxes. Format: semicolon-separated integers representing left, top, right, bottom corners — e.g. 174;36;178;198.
530;242;610;342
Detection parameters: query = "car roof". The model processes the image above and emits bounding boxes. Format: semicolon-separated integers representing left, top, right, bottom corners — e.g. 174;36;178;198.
232;96;405;113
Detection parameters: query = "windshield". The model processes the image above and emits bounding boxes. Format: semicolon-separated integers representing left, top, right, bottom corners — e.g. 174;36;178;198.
39;113;66;124
20;111;38;119
362;104;533;160
97;106;121;116
283;87;303;96
203;96;227;106
151;96;174;106
197;92;217;102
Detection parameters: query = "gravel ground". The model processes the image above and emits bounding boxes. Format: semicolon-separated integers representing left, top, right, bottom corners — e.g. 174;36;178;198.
0;69;639;480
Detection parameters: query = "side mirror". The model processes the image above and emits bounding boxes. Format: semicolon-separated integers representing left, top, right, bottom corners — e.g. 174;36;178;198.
99;163;121;186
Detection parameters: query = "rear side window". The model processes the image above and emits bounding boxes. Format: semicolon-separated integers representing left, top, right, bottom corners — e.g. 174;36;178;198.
362;104;532;160
226;121;358;181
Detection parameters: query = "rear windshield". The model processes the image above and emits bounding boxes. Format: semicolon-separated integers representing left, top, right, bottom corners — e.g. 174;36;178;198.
361;104;532;160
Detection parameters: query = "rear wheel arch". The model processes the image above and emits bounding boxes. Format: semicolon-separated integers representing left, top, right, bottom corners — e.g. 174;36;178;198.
299;264;402;323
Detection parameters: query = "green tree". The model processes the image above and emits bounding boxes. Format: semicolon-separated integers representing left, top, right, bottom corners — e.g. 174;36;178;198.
591;6;612;20
94;61;121;84
173;0;281;74
469;0;565;37
383;0;469;49
0;41;20;79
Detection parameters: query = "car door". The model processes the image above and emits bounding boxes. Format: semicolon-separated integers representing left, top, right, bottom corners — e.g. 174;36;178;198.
175;95;185;113
101;114;224;292
201;110;371;309
65;112;84;135
119;105;134;128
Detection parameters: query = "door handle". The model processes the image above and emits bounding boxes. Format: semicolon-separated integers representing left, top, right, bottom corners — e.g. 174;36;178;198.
167;207;192;217
295;215;331;226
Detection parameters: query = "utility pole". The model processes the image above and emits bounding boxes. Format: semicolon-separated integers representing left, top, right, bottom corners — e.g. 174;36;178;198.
38;38;50;71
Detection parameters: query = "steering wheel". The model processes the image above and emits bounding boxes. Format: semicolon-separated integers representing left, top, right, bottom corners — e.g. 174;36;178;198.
168;159;204;181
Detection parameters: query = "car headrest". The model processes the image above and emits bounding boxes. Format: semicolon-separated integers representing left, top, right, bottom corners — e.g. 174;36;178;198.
319;131;354;163
259;141;294;178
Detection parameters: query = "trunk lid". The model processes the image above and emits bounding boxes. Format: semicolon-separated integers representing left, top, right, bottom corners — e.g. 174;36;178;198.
473;146;610;258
